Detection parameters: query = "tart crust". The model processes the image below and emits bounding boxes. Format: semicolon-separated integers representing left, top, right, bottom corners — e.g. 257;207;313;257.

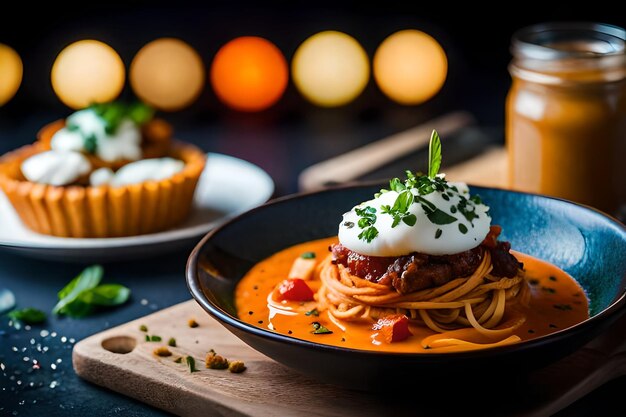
0;140;206;238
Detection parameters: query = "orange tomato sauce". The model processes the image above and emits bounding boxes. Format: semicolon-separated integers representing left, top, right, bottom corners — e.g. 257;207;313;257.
235;237;589;353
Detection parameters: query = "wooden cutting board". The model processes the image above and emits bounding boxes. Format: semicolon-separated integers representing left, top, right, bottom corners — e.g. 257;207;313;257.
73;299;626;417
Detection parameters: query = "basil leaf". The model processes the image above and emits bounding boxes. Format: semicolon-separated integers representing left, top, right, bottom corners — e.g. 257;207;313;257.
428;130;442;179
53;265;103;314
427;209;457;225
7;308;46;324
79;284;130;306
59;300;93;318
0;289;16;314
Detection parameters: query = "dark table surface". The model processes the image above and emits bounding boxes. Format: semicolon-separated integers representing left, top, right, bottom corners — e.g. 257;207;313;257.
1;106;625;417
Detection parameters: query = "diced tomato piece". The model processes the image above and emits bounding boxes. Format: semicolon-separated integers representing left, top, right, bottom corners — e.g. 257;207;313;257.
482;225;502;249
372;314;412;343
276;278;314;301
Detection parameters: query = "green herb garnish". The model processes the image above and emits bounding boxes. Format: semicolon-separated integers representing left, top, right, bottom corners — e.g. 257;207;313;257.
89;101;154;135
150;335;162;342
356;129;490;243
186;355;198;373
300;252;316;259
174;357;183;363
83;134;98;154
310;322;333;335
139;324;148;332
52;265;131;318
168;337;177;347
126;102;155;126
355;206;379;243
380;190;417;228
428;130;442;178
7;308;46;324
305;308;320;317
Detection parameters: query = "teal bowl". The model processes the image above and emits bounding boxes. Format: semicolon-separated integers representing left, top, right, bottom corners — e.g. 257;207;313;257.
187;184;626;390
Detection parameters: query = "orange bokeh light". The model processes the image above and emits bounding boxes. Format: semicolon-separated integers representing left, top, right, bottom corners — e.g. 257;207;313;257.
210;37;288;112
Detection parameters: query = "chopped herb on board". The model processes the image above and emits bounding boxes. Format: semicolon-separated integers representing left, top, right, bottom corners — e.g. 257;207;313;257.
168;337;177;347
139;324;148;332
228;361;246;373
205;351;229;370
153;346;172;357
186;356;198;373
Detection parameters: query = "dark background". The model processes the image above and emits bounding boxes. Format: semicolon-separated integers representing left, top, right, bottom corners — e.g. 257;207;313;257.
1;3;625;416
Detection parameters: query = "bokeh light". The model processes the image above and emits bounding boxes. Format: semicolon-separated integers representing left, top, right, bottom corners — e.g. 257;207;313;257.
51;40;125;109
0;44;23;106
373;30;447;105
210;36;288;112
130;38;205;111
292;31;369;107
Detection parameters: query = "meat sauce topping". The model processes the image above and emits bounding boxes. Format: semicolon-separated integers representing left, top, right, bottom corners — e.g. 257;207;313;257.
331;225;522;294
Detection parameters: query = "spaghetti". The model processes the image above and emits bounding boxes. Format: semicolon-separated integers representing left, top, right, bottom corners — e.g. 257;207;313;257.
316;249;530;348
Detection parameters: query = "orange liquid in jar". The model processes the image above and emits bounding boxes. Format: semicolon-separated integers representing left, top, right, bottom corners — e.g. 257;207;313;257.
506;23;626;214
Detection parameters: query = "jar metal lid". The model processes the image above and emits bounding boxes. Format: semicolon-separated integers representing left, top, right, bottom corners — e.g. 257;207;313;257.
512;22;626;60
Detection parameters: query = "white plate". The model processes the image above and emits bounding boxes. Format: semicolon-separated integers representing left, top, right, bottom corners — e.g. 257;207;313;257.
0;153;274;262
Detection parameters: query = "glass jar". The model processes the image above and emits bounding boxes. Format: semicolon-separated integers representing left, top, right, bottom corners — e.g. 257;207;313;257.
506;23;626;214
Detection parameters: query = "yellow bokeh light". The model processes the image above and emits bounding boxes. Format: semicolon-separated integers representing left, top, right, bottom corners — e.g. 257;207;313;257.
51;40;125;109
130;38;205;111
374;30;447;105
292;31;369;107
0;44;23;106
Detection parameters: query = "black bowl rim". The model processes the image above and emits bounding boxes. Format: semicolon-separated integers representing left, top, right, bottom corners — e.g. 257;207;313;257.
187;182;626;360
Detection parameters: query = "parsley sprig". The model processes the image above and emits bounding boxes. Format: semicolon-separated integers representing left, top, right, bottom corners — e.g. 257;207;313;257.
355;206;378;243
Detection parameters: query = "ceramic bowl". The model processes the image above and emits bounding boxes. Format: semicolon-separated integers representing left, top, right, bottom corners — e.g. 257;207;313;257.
186;184;626;390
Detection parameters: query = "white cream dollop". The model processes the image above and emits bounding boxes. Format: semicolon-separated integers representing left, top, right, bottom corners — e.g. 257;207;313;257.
89;158;184;187
89;167;115;187
338;181;491;256
21;151;91;186
51;108;142;162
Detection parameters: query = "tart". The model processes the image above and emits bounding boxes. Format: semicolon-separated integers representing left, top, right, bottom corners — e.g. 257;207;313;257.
0;102;206;238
